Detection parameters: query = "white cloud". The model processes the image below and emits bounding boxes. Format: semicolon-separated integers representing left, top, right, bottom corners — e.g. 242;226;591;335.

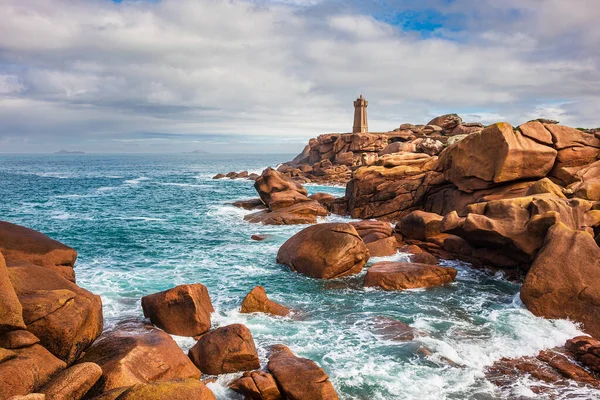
0;0;598;152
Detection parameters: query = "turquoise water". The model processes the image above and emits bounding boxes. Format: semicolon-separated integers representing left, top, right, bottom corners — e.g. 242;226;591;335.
0;154;592;399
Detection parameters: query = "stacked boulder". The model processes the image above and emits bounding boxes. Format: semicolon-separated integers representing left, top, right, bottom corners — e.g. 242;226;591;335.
241;168;329;225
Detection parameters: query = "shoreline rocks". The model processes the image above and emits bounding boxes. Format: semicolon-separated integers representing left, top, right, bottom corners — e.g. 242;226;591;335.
277;223;369;279
240;286;291;317
363;262;457;291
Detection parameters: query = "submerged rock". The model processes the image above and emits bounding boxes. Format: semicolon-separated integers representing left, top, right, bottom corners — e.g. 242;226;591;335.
240;286;290;317
277;223;369;279
363;262;457;291
267;344;338;400
188;324;260;375
141;283;214;337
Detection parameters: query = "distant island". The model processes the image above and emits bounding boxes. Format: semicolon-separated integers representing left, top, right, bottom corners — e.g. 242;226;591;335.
54;150;85;154
185;150;208;154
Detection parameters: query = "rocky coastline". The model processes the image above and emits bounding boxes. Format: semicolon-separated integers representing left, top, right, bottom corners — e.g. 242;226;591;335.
2;113;600;399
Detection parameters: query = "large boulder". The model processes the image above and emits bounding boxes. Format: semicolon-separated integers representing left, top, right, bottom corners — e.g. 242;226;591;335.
254;168;309;210
113;379;215;400
7;263;103;364
397;211;443;241
39;362;102;400
79;321;201;395
0;252;26;333
441;195;597;268
0;344;66;399
363;262;457;291
188;324;260;375
141;284;214;337
521;223;600;337
436;122;557;192
0;221;77;281
276;223;369;279
229;370;282;400
240;286;290;317
267;345;338;400
427;114;462;132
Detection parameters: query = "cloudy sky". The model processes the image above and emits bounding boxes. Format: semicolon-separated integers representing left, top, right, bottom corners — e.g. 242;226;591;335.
1;0;599;153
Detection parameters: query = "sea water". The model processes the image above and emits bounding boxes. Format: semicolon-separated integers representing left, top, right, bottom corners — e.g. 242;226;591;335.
0;153;594;399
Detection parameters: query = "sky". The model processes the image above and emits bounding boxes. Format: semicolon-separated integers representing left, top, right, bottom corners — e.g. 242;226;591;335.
1;0;599;153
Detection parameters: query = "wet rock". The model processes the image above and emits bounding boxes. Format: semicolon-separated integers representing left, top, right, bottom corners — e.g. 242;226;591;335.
8;262;103;364
0;221;77;282
244;200;328;225
0;344;66;399
368;316;415;341
397;211;443;241
240;286;290;317
114;379;216;400
232;199;267;211
226;172;238;179
0;252;26;333
436;122;557;192
141;283;214;337
267;344;339;400
188;324;260;375
0;330;40;349
566;336;600;372
229;370;282;400
250;234;269;241
79;321;200;395
39;362;102;400
212;174;225;179
248;173;260;181
521;223;600;338
277;223;369;279
364;262;457;291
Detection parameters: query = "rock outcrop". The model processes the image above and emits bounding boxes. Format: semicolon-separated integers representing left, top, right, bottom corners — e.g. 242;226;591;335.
267;345;338;400
363;262;457;291
0;221;77;281
521;223;600;337
141;284;214;337
39;362;102;400
79;321;201;395
0;252;26;333
8;262;103;364
112;379;216;400
277;223;369;279
188;324;260;375
240;286;290;317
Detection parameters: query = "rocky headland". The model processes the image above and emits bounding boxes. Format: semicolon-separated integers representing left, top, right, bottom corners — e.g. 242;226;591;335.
3;113;600;399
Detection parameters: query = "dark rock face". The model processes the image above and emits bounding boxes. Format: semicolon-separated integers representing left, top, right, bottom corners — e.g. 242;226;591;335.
267;344;339;400
141;284;214;337
188;324;260;375
240;286;290;317
8;263;103;364
363;262;457;291
277;223;369;279
79;321;201;395
0;221;78;281
521;223;600;338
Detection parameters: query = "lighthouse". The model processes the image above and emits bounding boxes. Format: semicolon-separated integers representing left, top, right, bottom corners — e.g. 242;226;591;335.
352;94;368;133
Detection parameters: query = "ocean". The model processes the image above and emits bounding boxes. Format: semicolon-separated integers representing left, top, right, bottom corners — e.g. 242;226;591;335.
0;153;591;399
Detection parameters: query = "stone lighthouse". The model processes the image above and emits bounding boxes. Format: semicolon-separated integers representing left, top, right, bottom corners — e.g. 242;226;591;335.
352;94;368;133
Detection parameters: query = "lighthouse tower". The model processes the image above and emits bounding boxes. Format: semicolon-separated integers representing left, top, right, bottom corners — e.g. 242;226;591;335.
352;94;368;133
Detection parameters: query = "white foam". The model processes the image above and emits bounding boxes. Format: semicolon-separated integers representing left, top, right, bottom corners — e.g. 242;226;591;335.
124;176;151;185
